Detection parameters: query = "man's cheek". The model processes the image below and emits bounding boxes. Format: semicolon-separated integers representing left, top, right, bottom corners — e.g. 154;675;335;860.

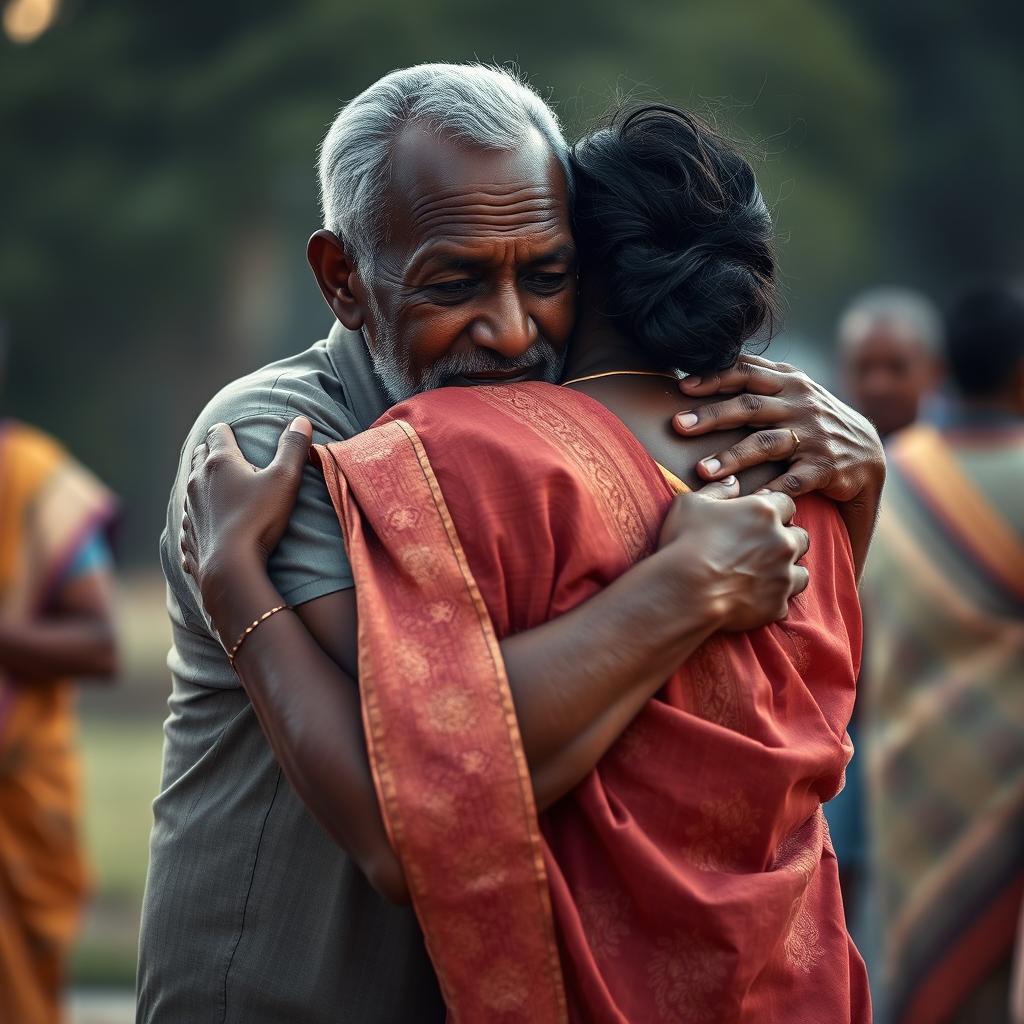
545;293;577;347
405;318;465;375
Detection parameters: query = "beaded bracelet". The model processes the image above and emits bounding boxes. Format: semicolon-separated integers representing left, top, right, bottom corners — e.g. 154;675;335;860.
227;604;291;669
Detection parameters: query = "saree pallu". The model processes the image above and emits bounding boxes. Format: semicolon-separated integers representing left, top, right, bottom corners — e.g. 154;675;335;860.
862;423;1024;1024
0;421;116;1024
315;382;869;1023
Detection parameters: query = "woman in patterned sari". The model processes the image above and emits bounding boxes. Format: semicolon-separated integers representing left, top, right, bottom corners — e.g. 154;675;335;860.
0;404;118;1023
181;106;872;1021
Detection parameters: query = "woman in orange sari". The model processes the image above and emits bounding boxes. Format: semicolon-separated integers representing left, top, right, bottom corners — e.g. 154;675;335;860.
182;106;871;1021
0;409;118;1023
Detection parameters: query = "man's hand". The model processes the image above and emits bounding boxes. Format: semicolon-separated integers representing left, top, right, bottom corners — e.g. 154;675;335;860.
672;354;884;502
658;482;810;632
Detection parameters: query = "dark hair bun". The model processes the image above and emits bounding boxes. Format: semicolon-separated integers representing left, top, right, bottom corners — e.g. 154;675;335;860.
571;104;778;375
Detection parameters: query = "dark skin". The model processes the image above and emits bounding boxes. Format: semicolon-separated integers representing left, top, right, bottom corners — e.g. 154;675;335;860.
840;317;942;439
0;388;117;683
182;127;881;903
0;568;117;680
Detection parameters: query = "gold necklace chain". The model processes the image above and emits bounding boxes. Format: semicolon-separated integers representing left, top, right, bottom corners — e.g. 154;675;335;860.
562;369;681;386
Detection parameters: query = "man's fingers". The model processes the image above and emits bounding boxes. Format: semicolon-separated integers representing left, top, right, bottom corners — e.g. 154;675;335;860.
674;394;789;439
758;491;797;524
790;564;810;598
678;359;787;398
693;475;739;500
693;428;799;479
732;353;797;373
269;416;313;477
789;524;810;561
757;460;832;498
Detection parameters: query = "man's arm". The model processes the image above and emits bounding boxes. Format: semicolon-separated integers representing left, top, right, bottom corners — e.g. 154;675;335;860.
211;551;728;904
185;423;807;902
0;567;118;680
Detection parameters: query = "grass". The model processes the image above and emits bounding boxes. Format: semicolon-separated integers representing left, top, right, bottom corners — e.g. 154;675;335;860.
70;714;166;988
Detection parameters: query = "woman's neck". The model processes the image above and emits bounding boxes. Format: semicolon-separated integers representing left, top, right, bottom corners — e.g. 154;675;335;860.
564;307;668;381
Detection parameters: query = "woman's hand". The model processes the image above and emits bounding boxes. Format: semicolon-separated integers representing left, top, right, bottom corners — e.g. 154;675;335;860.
657;478;810;633
180;417;313;627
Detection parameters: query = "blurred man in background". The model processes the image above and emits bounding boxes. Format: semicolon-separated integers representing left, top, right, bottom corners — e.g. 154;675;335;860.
0;330;118;1024
827;286;946;927
839;287;944;439
861;284;1024;1023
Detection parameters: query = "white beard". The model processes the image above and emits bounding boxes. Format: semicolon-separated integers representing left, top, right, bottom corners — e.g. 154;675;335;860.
367;327;567;403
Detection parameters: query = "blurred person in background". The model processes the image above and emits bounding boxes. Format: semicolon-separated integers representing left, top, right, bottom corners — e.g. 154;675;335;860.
0;329;118;1024
861;284;1024;1023
827;287;945;925
838;287;944;440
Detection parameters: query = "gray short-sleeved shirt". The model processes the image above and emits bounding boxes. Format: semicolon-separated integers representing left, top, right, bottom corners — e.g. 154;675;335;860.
137;324;445;1023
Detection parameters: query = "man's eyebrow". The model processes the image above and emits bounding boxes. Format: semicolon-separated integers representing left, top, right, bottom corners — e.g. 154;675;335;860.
407;246;486;277
415;250;486;273
527;243;577;267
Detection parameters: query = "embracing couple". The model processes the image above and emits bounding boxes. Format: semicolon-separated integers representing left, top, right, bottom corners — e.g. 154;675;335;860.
137;64;881;1022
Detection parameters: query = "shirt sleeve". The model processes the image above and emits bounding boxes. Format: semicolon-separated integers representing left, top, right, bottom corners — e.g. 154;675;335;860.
227;411;354;606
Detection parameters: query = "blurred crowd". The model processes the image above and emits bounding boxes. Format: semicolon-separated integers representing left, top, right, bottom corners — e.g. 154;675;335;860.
829;283;1024;1023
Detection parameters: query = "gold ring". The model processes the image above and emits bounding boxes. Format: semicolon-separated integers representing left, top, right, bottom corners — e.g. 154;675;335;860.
790;429;801;450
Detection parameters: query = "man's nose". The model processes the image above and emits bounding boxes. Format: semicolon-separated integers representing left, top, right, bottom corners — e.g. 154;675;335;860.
468;287;538;357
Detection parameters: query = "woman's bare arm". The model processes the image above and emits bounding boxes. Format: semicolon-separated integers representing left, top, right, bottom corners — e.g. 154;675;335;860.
0;568;118;680
185;420;807;902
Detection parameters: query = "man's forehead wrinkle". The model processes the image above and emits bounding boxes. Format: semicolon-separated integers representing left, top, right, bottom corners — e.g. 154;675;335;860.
408;186;561;224
410;208;564;242
409;181;555;209
406;229;574;276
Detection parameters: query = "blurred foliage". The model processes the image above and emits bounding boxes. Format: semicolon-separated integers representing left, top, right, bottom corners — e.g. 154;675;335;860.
2;0;1022;561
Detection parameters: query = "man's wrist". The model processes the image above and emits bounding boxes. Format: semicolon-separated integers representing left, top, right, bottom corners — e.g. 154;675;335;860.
647;543;728;641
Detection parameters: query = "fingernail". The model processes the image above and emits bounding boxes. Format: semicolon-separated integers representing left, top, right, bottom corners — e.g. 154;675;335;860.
701;458;722;475
684;376;702;387
755;488;771;495
290;416;312;435
721;475;737;486
677;412;699;429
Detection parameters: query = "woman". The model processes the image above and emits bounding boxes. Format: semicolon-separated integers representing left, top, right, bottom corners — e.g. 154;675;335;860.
0;412;118;1024
183;106;870;1021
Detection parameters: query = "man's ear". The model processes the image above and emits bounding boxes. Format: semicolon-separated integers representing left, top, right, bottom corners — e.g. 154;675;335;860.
307;230;366;331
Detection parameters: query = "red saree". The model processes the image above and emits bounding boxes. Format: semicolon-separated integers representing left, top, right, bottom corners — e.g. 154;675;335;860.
315;382;870;1023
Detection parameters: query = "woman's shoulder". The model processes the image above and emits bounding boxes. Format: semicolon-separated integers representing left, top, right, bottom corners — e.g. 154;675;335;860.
565;377;782;493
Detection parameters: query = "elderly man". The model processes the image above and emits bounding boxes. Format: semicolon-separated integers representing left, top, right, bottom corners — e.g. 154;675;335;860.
839;287;944;439
137;64;882;1023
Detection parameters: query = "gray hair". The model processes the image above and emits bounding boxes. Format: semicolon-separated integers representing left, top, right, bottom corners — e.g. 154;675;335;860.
838;287;943;355
317;63;572;264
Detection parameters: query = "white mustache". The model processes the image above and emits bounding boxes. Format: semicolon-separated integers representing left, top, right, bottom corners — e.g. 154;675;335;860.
372;336;565;403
